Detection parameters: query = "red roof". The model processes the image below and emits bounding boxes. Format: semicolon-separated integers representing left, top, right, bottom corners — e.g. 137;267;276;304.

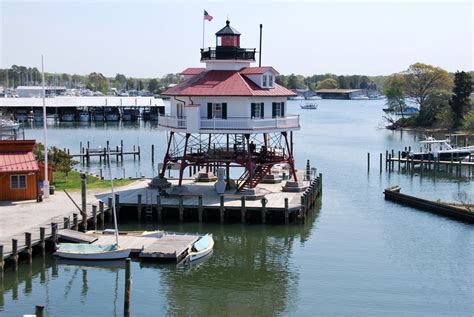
0;152;39;172
162;70;295;97
239;67;278;75
181;68;206;75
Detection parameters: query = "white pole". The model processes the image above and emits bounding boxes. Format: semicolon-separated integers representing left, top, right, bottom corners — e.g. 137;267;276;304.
202;11;205;48
41;55;50;198
109;151;120;247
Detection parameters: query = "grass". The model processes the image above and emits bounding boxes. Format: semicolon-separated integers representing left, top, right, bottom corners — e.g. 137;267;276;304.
53;170;135;191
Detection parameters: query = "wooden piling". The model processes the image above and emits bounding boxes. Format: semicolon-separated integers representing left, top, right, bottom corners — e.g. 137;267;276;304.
92;205;98;230
198;195;203;222
367;152;370;172
108;197;113;217
261;198;267;224
25;232;32;264
51;222;58;246
115;194;121;218
99;201;105;228
0;245;3;275
219;195;225;223
124;258;131;316
156;195;162;222
35;305;45;317
284;198;289;224
137;194;142;221
151;144;154;163
11;239;18;270
39;227;46;257
178;196;184;222
240;196;246;223
379;153;382;173
73;213;78;231
63;217;70;229
80;173;87;232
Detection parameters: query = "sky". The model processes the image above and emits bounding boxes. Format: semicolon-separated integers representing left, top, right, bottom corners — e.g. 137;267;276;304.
0;0;472;78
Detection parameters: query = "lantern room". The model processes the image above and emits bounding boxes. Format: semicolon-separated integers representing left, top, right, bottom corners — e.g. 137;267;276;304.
201;20;256;62
216;20;240;47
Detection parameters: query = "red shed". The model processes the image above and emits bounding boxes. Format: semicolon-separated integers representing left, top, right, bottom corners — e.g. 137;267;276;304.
0;140;40;201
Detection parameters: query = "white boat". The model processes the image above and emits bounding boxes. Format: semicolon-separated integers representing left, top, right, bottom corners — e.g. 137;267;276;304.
402;137;472;161
288;96;304;100
62;112;75;122
54;243;131;260
0;118;20;130
306;95;322;100
188;234;214;261
79;111;90;122
300;103;318;110
351;95;369;100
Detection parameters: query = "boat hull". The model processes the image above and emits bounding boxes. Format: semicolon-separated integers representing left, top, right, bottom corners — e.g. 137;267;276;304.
54;248;131;260
188;235;214;262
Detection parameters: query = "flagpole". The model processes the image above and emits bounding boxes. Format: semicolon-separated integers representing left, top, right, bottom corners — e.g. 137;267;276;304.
41;55;49;199
202;11;205;48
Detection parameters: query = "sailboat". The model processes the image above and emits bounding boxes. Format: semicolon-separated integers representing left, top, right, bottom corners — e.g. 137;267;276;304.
54;151;131;260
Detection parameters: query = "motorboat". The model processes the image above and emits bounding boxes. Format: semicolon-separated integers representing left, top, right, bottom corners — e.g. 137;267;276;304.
0;118;20;131
121;108;133;121
305;95;322;100
105;107;120;121
402;137;471;161
62;112;75;122
351;95;369;100
15;109;28;122
300;103;318;110
187;234;214;262
79;111;90;122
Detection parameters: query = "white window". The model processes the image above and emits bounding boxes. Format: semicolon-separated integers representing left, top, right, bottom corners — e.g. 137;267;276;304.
251;103;264;118
272;102;285;118
11;175;27;189
213;103;223;119
177;103;185;118
262;75;267;87
269;75;274;87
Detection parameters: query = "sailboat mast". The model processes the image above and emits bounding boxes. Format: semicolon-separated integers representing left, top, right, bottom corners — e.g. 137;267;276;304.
41;55;50;198
108;152;120;246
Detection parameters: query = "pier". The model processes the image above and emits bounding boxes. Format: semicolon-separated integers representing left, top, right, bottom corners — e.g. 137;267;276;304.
384;186;474;223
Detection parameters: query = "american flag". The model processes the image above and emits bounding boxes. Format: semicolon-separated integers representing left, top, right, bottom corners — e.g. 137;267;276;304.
204;10;213;21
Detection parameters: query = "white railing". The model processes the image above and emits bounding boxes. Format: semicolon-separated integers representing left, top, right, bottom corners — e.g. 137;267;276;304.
158;114;300;131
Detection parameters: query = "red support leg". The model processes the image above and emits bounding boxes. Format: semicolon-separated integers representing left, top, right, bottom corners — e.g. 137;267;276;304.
178;133;190;186
282;132;297;181
160;131;174;178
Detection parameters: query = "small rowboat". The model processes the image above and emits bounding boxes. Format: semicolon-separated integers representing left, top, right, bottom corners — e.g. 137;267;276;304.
188;234;214;262
54;243;131;260
300;103;318;110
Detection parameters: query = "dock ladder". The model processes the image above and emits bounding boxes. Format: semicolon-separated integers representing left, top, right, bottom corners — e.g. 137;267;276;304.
145;189;153;222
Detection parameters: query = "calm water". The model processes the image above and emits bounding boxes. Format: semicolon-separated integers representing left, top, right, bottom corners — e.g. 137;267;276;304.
1;100;473;316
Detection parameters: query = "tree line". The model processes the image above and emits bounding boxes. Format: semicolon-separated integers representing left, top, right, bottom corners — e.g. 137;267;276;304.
276;73;380;91
0;65;182;95
383;63;473;132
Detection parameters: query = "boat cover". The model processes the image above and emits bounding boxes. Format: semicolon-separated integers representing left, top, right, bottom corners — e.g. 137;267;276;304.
193;234;212;252
58;243;118;254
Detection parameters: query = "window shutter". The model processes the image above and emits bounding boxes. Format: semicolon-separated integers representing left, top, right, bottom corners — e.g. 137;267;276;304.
272;102;276;118
281;102;285;116
222;103;227;119
260;103;264;118
251;103;256;118
207;103;212;119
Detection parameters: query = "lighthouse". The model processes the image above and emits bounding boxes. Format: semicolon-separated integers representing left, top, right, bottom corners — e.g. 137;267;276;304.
156;20;300;194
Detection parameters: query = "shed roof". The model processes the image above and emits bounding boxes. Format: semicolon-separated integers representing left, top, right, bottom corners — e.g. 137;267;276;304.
239;67;279;75
0;152;39;172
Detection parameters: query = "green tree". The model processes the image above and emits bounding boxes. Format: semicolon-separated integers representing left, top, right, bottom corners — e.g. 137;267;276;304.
449;71;473;127
402;63;452;112
462;110;474;132
383;74;407;118
435;105;455;130
34;144;77;177
148;79;159;93
86;72;109;93
337;76;349;89
316;78;338;90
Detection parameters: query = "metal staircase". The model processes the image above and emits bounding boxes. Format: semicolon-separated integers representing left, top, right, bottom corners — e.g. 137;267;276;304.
236;164;272;191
